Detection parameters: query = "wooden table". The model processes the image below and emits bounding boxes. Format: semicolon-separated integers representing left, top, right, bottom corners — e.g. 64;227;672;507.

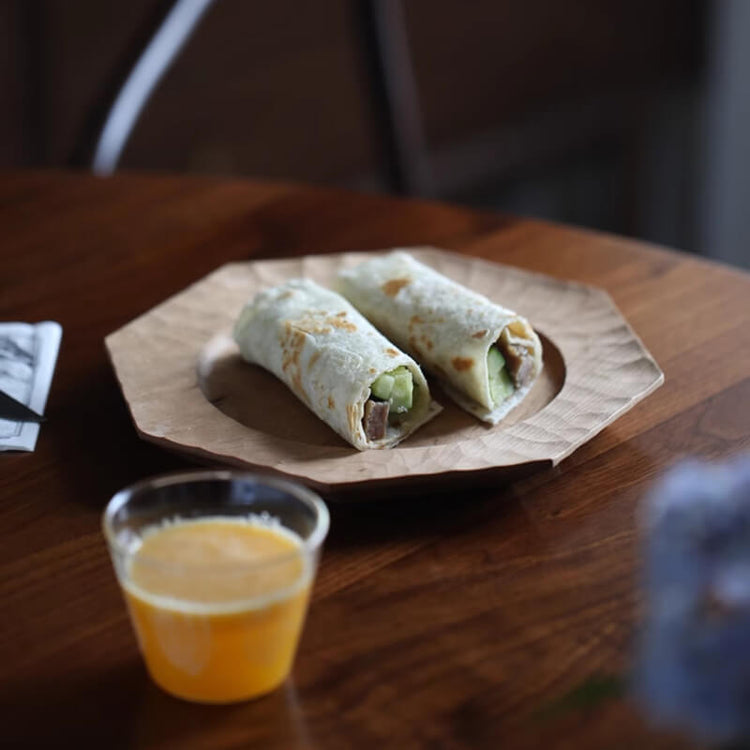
2;172;748;749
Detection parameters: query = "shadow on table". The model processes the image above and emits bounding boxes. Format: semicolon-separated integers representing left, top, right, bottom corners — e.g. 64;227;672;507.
3;660;145;749
46;363;194;512
322;462;555;552
3;659;313;749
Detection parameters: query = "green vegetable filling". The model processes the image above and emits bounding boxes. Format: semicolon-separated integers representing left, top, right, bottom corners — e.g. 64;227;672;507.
370;365;414;417
488;346;515;405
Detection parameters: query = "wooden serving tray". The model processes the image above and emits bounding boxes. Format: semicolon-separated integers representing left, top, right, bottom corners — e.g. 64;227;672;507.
105;248;663;493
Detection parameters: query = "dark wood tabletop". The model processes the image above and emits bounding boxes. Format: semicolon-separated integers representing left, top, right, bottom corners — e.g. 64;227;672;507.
2;171;749;749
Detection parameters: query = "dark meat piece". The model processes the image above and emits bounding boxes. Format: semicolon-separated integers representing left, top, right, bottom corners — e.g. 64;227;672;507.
503;342;534;388
363;399;390;441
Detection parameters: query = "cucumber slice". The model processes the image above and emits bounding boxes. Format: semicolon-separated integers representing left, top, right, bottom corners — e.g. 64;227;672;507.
369;366;414;419
390;369;414;412
370;373;394;401
487;346;505;372
488;345;514;405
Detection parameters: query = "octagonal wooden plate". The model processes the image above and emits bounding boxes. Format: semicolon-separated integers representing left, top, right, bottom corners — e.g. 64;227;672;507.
105;248;663;494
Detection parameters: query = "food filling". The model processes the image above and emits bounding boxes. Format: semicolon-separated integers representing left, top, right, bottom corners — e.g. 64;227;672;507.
364;366;414;440
488;329;536;406
488;347;514;405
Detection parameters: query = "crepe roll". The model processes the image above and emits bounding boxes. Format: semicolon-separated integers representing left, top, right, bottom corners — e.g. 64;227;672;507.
233;278;440;450
338;251;543;424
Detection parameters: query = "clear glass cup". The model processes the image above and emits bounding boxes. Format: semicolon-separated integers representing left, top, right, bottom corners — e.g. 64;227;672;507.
102;470;329;704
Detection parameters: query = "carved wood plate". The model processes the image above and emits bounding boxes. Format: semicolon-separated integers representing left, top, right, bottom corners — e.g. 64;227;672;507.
105;248;663;494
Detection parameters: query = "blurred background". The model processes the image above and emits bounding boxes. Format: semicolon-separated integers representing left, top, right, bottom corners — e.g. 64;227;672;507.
2;0;748;268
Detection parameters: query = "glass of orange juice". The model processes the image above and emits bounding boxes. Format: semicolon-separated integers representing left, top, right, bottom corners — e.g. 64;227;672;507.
102;470;329;704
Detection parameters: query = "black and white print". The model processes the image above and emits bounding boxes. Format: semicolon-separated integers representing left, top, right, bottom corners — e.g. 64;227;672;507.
0;322;62;451
0;325;37;440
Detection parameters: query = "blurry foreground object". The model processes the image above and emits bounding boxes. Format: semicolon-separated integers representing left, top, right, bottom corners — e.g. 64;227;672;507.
635;456;750;744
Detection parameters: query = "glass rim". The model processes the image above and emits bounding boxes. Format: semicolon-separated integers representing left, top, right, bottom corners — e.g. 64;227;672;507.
102;470;330;574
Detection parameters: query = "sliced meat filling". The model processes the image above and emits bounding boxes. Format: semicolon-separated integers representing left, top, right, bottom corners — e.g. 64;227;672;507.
499;329;535;388
363;399;390;441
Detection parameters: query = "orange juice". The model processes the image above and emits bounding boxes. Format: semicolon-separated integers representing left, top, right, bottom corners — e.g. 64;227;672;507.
121;516;311;703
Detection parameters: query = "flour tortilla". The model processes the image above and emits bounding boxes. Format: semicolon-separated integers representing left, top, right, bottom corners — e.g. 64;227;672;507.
338;251;543;424
233;278;440;450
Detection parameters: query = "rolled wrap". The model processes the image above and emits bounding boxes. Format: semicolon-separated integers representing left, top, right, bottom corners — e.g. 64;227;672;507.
338;251;543;424
233;278;440;450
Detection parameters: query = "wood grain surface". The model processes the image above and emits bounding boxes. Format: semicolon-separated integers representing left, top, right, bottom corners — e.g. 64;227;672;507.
1;172;749;749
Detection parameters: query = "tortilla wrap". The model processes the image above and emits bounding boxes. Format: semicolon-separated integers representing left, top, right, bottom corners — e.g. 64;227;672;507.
338;251;543;424
233;278;440;450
